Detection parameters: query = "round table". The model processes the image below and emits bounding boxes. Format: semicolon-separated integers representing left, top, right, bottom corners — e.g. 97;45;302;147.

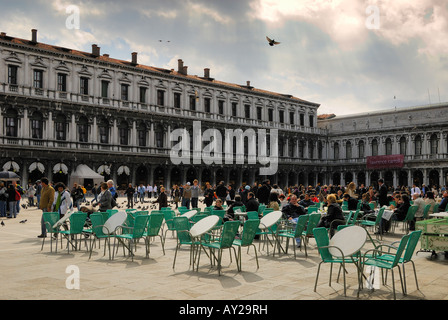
52;210;74;229
259;211;282;229
103;211;127;234
429;212;448;218
329;225;367;258
190;215;220;238
181;210;197;220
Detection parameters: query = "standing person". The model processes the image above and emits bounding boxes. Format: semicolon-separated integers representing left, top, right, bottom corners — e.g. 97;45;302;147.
411;184;422;197
38;177;55;238
125;183;135;209
0;182;7;217
257;181;271;205
153;187;168;210
376;179;389;207
182;182;192;209
7;183;19;218
71;183;83;210
26;183;36;207
424;191;436;217
93;182;113;212
91;184;98;202
35;180;42;208
203;182;215;208
153;184;158;198
172;185;181;209
147;184;153;198
51;183;72;232
215;181;227;204
138;184;146;203
191;179;200;208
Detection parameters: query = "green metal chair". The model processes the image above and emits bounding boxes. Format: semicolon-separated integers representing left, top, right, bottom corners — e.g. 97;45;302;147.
106;209;119;218
162;209;176;243
257;204;266;215
393;205;418;234
144;212;165;256
307;206;318;214
378;230;422;295
275;214;309;258
313;227;360;297
210;209;226;232
233;219;260;271
198;220;240;275
432;203;439;214
177;206;188;215
360;207;385;239
113;214;150;261
422;204;431;219
41;212;60;253
89;213;112;260
361;233;410;300
246;211;260;220
262;208;274;215
303;213;322;245
59;212;88;254
172;216;197;269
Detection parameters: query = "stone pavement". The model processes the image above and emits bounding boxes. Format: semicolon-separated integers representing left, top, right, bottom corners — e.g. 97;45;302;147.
1;197;447;302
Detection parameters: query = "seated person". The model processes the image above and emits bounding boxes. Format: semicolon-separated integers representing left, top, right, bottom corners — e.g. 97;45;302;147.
310;193;319;203
343;193;358;211
224;195;244;221
393;194;411;222
281;195;306;220
299;193;314;208
213;198;224;211
317;194;345;237
267;192;280;211
359;193;375;216
245;192;259;215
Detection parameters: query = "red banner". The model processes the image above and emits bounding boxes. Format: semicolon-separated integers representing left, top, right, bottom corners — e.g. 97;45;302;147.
366;154;404;169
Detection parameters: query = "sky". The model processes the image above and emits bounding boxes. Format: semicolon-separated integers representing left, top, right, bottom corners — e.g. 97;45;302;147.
1;0;447;116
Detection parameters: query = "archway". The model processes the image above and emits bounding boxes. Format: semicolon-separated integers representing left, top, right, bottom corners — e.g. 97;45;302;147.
413;170;423;187
428;170;439;187
186;167;197;184
171;167;182;186
136;165;148;185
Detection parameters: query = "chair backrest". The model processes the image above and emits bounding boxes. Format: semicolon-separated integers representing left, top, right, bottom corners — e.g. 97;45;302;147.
263;208;274;215
305;214;321;236
43;212;60;233
163;210;176;229
313;227;332;260
246;211;259;220
375;207;385;223
125;208;137;213
341;204;348;211
90;213;107;237
146;213;164;236
258;205;266;215
389;234;410;267
211;209;225;218
190;214;207;224
294;214;309;237
349;209;360;225
422;204;431;219
69;212;88;233
405;205;418;221
219;221;240;248
433;203;439;213
107;209;119;218
177;206;188;214
132;215;150;238
240;219;260;246
203;207;212;214
369;203;375;211
308;206;318;214
345;211;353;225
402;230;422;262
173;216;192;244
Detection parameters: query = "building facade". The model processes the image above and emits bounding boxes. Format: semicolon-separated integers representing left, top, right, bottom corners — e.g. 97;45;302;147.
1;29;325;190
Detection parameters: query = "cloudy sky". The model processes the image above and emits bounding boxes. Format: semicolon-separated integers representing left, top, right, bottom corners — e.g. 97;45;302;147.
1;0;447;116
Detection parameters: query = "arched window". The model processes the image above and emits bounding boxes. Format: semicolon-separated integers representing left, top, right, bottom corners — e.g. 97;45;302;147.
334;142;340;160
54;114;66;141
414;135;422;155
155;124;164;148
4;108;18;137
399;137;407;155
371;139;378;156
30;111;43;139
385;138;392;155
118;120;129;145
137;122;147;147
98;117;109;144
77;116;89;142
430;134;438;155
346;141;352;159
358;140;365;158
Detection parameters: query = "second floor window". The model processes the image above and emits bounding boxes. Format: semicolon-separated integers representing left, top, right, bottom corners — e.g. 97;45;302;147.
80;77;89;95
101;80;109;98
204;98;211;113
268;109;273;122
290;111;295;125
231;102;237;117
5;115;18;137
57;73;67;92
257;107;262;120
279;110;284;123
140;87;147;103
218;100;224;115
121;84;129;101
157;90;165;106
33;70;43;88
244;105;250;118
8;65;18;85
189;95;196;111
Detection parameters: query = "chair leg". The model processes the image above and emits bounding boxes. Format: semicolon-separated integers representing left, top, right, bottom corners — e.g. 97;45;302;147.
410;260;419;291
314;262;323;292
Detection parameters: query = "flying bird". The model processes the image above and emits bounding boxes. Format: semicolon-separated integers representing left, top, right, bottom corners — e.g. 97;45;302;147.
266;36;280;46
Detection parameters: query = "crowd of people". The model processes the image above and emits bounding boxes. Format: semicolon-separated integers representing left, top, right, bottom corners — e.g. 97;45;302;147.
1;174;444;243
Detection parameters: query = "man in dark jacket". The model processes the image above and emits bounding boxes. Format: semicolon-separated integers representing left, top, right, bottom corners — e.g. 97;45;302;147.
281;195;306;220
215;181;227;203
376;179;389;207
245;192;259;215
257;181;271;205
343;193;358;211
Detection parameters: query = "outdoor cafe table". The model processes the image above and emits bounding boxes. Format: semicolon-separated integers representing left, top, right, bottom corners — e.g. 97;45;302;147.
181;210;197;220
189;215;220;270
329;225;368;292
429;212;448;218
52;210;74;229
102;211;131;259
259;210;283;255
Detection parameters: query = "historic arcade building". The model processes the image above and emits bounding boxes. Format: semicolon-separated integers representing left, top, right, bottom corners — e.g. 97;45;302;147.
1;30;448;191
